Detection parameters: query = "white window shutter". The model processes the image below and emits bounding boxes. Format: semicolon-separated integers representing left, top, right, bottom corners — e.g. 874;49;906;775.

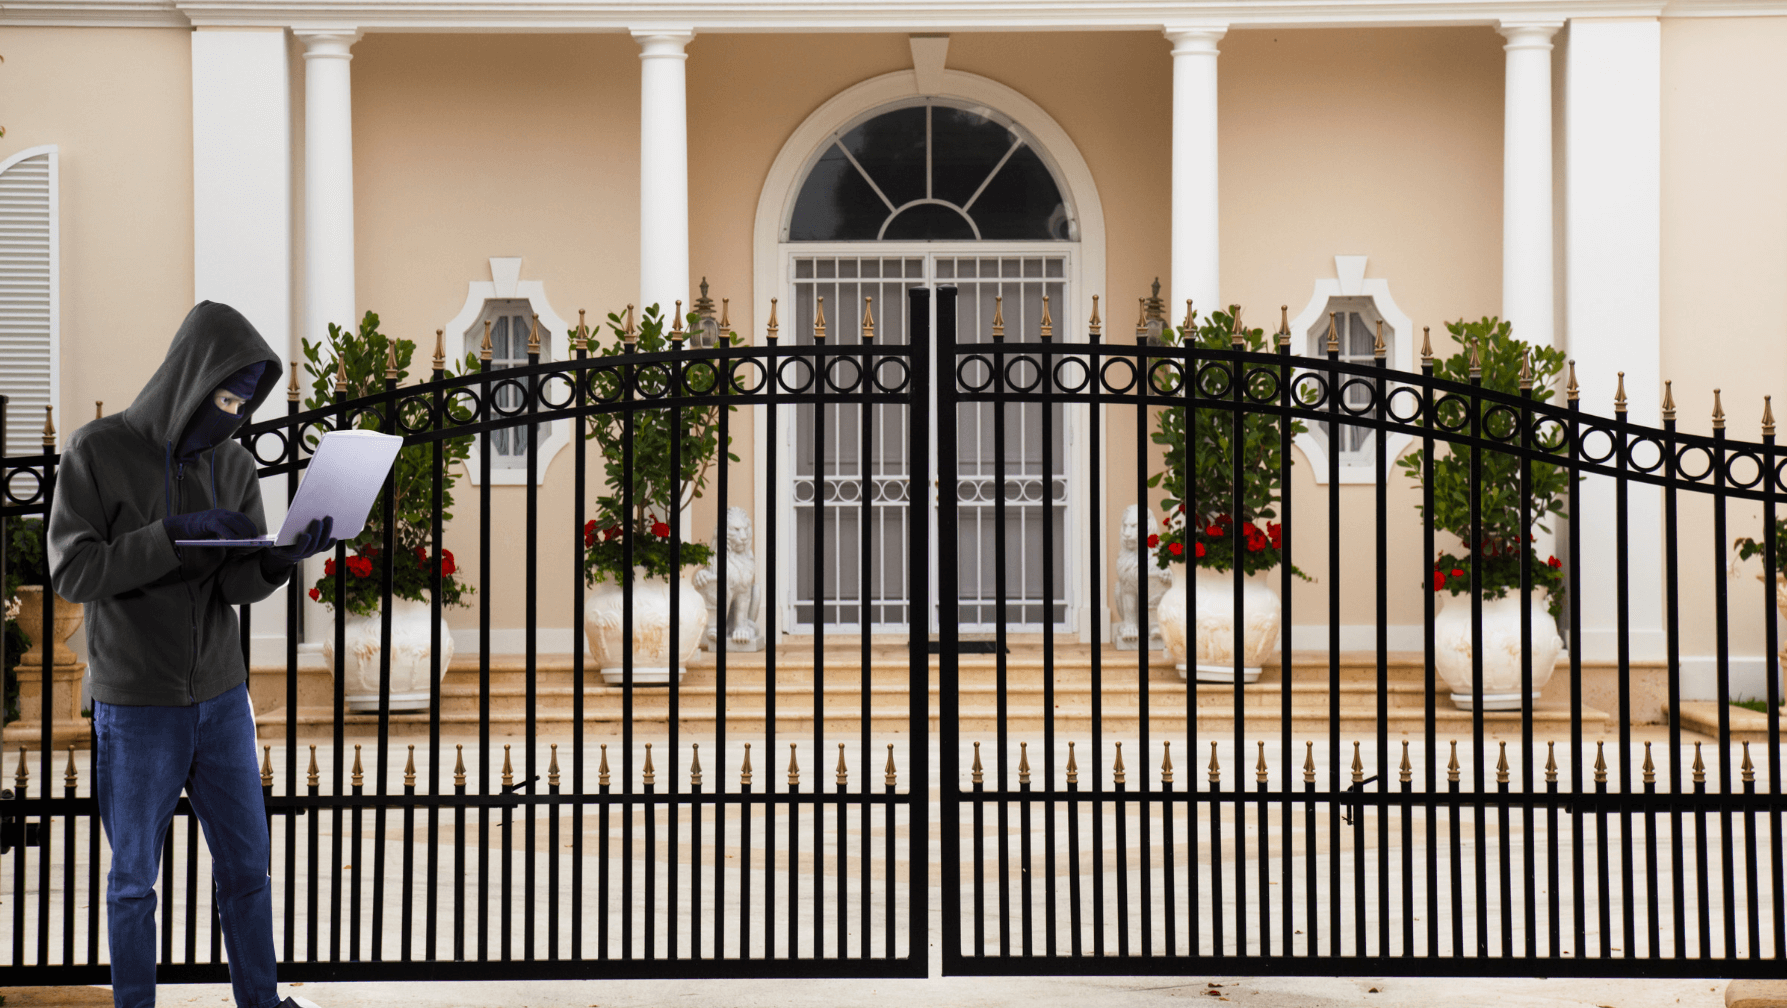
0;146;58;460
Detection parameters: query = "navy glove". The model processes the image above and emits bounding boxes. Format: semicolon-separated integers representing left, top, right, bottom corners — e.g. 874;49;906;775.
259;517;336;583
163;508;258;542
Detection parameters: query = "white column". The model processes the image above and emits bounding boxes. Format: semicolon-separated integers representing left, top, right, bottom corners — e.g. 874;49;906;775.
1164;24;1226;318
633;29;692;319
296;27;362;349
1498;21;1562;348
1565;18;1663;664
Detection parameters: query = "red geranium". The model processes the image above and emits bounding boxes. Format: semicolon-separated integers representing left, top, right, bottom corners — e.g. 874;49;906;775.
1547;555;1561;569
346;555;373;578
323;557;337;576
1451;568;1464;578
1195;542;1206;557
1169;542;1183;556
604;525;621;542
308;586;321;601
1433;570;1447;591
1146;534;1160;549
1205;524;1223;538
651;522;671;539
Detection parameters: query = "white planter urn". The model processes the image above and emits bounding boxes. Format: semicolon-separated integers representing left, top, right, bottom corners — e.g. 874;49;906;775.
585;567;707;686
323;596;456;713
1431;590;1562;710
1156;566;1281;684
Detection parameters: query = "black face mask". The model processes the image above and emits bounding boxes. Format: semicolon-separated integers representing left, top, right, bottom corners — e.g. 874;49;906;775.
173;362;266;461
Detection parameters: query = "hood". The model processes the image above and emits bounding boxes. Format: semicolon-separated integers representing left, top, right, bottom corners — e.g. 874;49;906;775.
121;302;283;450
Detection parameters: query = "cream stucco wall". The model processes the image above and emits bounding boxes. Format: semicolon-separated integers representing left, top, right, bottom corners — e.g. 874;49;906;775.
0;26;195;439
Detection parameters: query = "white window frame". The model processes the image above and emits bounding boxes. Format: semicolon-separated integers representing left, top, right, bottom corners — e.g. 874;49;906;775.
0;145;59;459
440;257;572;486
1289;255;1416;484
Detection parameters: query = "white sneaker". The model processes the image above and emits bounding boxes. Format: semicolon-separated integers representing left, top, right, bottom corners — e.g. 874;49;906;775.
279;996;322;1008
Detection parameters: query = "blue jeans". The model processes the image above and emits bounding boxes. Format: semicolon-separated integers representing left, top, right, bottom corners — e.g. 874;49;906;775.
93;684;279;1008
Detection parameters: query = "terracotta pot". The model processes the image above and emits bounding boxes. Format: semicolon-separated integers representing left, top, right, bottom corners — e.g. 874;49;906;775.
13;585;83;665
1156;566;1281;684
1431;590;1562;710
322;595;456;712
585;567;706;686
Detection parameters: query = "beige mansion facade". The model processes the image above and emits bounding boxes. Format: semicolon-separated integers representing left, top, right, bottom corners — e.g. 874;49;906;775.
2;0;1785;707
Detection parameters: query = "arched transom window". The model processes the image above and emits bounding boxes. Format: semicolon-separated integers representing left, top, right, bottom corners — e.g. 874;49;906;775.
788;101;1074;242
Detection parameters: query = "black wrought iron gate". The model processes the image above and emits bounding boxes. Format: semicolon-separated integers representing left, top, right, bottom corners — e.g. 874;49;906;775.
4;285;1787;983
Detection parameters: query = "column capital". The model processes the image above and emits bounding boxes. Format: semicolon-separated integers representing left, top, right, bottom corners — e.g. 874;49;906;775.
1163;23;1228;55
1497;20;1564;49
293;26;363;58
631;27;694;58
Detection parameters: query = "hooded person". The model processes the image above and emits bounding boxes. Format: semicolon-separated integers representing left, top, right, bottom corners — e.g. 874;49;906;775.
48;301;332;1008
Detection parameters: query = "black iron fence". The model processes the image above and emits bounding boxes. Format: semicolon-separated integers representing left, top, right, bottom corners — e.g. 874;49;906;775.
1;285;1784;982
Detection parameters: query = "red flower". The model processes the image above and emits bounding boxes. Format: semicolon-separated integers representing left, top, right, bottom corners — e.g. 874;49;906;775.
308;587;321;601
346;555;373;578
1194;542;1206;557
415;546;429;565
1451;568;1464;578
652;522;671;539
603;525;621;542
1267;522;1283;550
583;518;598;547
1433;570;1446;591
438;550;457;577
362;545;379;559
1547;555;1561;569
1206;525;1224;538
1169;542;1184;556
1147;534;1160;549
323;557;337;576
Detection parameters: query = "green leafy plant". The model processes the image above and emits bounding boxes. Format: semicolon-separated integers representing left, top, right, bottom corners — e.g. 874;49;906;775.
300;311;475;617
1396;316;1570;617
580;304;739;585
1734;519;1787;574
1148;306;1308;578
2;517;44;725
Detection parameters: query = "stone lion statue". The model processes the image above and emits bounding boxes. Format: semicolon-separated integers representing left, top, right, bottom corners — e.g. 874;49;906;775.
1114;503;1171;651
693;505;764;652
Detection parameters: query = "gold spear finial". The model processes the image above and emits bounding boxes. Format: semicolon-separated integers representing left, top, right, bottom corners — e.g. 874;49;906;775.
1693;741;1706;784
547;744;559;789
1594;741;1608;785
836;743;848;788
1303;740;1316;784
527;314;542;355
1566;360;1579;401
1279;305;1291;347
1018;741;1031;786
1663;380;1676;422
41;405;54;448
1421;327;1433;366
66;745;79;789
434;328;446;370
336;352;349;391
765;299;779;342
1088;294;1102;338
670;302;685;347
720;298;731;332
1204;741;1217;785
405;745;417;789
1115;740;1129;785
598;743;610;788
480;320;493;362
971;741;983;785
861;296;875;343
1519;351;1532;390
689;743;701;789
1615;372;1628;413
1765;396;1776;438
1183;299;1196;335
1256;740;1268;784
12;746;25;791
1135;298;1148;340
261;745;273;788
453;744;465;788
92;399;102;419
351;744;364;788
884;744;897;788
1400;740;1412;783
1497;742;1510;785
1351;741;1364;784
385;342;399;381
739;743;751;789
1066;741;1079;785
1546;741;1558;784
786;743;799;789
1163;741;1175;785
1231;306;1245;347
643;743;655;787
1742;741;1754;784
309;745;321;789
1713;388;1726;430
289;361;301;402
1325;312;1339;354
623;305;637;347
1447;740;1460;783
500;744;513;788
1039;295;1052;341
812;296;827;343
991;295;1005;341
574;309;587;352
1468;340;1482;379
1374;319;1386;358
1643;741;1655;785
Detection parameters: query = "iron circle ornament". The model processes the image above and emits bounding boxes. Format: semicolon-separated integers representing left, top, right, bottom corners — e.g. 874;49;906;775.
441;387;483;427
1624;434;1667;476
1051;357;1090;395
487;377;531;417
1290;371;1330;410
247;427;293;466
729;358;769;396
1480;403;1522;444
631;361;676;400
3;466;45;507
1099;356;1138;395
1146;359;1186;397
956;354;996;394
1724;449;1765;490
1386;385;1427;425
1242;364;1283;405
537;372;579;411
776;355;817;396
870;356;910;394
1673;442;1717;483
1430;393;1475;435
824;355;865;395
582;364;628;405
1004;355;1044;394
1577;423;1620;466
1337;378;1385;419
395;393;438;435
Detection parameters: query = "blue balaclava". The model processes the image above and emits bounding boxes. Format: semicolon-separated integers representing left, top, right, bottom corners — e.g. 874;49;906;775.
174;361;267;462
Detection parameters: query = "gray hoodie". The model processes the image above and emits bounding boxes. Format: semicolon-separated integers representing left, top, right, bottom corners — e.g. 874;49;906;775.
48;302;285;706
